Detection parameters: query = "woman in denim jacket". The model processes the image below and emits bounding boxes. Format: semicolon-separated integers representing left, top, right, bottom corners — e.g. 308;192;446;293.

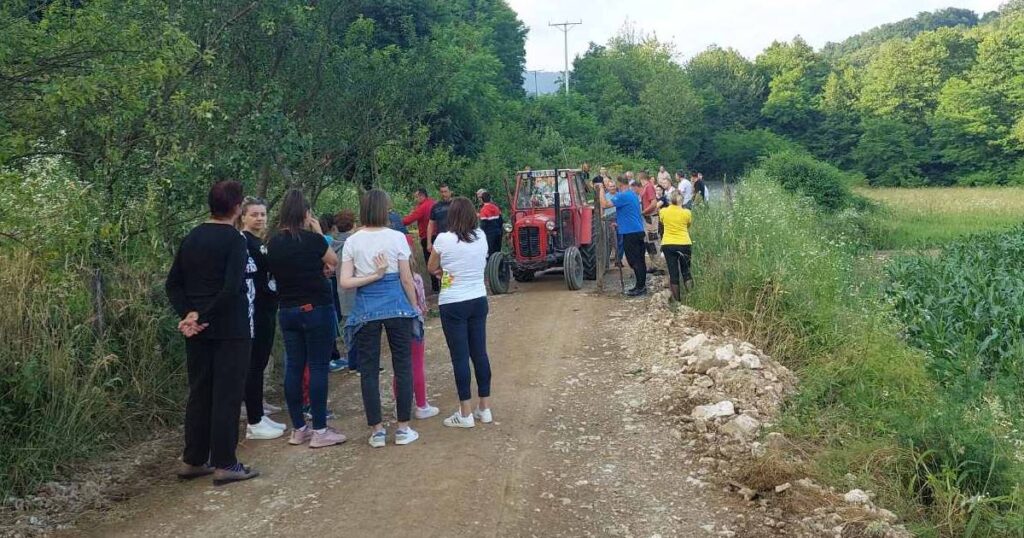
340;189;423;448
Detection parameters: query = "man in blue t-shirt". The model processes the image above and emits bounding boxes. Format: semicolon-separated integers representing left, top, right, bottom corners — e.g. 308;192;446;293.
599;177;647;296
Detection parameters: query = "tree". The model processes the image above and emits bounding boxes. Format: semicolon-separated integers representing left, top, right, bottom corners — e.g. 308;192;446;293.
814;65;863;166
755;37;828;141
637;70;703;167
685;46;766;131
858;27;978;126
853;118;928;186
931;13;1024;183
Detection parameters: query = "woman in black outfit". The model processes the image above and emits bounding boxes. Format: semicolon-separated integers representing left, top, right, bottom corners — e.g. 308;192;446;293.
239;197;286;441
165;180;258;485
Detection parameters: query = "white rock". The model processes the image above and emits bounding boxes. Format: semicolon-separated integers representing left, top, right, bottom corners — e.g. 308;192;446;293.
844;489;870;504
680;333;709;354
739;354;762;369
721;414;761;439
691;401;735;420
714;344;736;362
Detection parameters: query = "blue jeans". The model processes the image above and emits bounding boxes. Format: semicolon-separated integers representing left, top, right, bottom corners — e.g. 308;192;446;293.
439;296;492;401
279;304;337;430
617;233;624;261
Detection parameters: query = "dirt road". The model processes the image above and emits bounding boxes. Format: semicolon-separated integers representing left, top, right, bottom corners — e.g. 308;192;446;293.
70;276;745;538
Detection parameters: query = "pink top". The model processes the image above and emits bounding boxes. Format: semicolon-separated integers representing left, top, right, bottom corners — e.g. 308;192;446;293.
412;273;427;313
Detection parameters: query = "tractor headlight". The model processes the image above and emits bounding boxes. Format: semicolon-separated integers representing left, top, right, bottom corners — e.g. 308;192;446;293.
503;222;513;233
545;221;556;231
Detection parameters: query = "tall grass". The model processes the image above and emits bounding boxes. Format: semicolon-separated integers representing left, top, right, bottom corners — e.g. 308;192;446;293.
856;187;1024;249
0;247;185;497
688;173;1023;536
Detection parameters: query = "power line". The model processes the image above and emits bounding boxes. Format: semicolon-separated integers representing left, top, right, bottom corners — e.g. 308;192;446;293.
548;20;582;96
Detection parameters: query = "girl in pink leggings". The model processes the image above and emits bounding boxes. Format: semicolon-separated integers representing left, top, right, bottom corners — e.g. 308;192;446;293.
393;247;439;419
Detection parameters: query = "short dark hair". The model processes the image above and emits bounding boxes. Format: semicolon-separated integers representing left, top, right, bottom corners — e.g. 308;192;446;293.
446;197;479;243
208;180;244;219
439;183;451;191
691;171;699;178
415;188;428;197
480;192;492;203
360;189;390;227
676;170;686;178
617;175;629;186
335;209;355;233
277;189;309;236
319;213;336;232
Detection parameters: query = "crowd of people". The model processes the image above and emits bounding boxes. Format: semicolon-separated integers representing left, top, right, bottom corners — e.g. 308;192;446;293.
163;166;698;485
596;166;704;301
165;180;497;486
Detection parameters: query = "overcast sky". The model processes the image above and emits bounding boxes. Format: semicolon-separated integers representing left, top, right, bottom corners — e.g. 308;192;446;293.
507;0;1005;71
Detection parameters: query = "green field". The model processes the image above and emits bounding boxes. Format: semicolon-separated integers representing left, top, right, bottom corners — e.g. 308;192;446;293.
858;187;1024;249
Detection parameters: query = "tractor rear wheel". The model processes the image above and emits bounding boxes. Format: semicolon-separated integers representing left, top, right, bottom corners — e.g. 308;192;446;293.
564;246;584;290
485;252;511;295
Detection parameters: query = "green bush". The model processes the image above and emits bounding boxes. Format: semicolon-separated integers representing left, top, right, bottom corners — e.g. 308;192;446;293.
689;172;1023;536
757;151;860;211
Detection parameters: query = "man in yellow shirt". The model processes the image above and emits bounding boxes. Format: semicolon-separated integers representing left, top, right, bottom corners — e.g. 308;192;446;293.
658;191;693;303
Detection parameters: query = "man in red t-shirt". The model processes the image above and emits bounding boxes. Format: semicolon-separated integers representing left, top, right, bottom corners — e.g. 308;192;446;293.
477;191;503;256
639;172;661;259
403;188;436;290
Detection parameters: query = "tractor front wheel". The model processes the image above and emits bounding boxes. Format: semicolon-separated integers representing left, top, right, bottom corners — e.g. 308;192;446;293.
564;246;584;291
485;252;511;295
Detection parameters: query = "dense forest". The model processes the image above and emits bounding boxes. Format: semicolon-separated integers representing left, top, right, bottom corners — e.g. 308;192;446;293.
2;0;1024;504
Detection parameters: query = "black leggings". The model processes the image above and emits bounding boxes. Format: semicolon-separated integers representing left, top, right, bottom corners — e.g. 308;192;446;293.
662;244;692;285
244;304;277;425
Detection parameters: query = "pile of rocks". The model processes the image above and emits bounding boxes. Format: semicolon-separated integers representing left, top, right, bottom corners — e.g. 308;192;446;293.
618;289;911;537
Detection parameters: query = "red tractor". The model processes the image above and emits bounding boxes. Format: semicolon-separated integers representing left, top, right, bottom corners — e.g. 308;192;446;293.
485;168;611;294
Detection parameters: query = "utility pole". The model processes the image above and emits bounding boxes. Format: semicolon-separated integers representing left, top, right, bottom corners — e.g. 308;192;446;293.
549;20;582;96
533;70;539;96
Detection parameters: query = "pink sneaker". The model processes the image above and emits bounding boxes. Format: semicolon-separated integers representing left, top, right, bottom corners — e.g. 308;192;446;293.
309;427;348;449
288;426;313;445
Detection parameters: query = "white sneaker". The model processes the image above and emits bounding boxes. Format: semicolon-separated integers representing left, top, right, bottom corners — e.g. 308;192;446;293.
473;407;493;424
246;420;285;440
394;427;419;445
261;416;287;431
442;411;475;428
415;405;440;420
369;429;387;448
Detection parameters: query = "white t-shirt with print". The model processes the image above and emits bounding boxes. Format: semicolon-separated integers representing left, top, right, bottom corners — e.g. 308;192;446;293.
341;228;410;277
433;229;488;305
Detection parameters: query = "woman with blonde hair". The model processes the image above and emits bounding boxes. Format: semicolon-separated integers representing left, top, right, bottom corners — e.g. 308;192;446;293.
658;190;694;303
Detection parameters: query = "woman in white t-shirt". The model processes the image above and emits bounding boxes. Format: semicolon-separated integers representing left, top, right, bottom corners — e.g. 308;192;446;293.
427;197;493;428
340;189;422;448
